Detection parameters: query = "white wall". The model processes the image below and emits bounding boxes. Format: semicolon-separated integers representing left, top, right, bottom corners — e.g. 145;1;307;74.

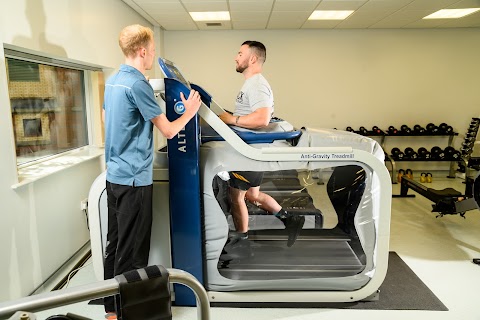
0;0;161;302
164;29;480;152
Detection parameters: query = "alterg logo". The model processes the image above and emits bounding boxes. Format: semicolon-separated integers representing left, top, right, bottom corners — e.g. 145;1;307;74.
174;101;185;114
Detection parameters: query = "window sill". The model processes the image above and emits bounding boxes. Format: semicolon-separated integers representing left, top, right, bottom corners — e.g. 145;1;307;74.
12;146;104;190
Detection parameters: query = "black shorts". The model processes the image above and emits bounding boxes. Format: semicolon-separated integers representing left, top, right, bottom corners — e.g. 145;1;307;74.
229;171;264;191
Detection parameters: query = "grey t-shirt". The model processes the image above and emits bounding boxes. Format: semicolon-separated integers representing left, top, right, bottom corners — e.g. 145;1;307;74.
234;73;274;117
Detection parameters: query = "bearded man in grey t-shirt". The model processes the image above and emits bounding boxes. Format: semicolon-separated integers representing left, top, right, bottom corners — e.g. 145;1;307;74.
219;41;305;247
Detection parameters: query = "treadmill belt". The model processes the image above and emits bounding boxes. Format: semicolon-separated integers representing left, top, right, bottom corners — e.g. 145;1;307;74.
218;237;364;280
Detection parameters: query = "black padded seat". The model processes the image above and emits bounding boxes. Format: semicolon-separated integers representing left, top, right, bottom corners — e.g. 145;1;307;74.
427;187;462;198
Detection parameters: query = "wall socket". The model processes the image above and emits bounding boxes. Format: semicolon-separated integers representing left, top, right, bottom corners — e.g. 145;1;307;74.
80;198;88;211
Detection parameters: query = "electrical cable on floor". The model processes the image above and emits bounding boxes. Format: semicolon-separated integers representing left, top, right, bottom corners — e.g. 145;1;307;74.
63;261;93;289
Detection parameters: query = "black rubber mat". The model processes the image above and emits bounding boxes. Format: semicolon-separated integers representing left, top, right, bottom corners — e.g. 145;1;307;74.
213;252;448;311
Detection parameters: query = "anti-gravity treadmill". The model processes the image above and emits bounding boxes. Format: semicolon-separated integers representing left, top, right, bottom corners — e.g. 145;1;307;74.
87;58;391;307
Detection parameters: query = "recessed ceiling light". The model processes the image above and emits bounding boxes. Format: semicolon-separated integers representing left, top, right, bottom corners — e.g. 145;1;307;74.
423;8;480;19
308;10;354;20
189;11;230;21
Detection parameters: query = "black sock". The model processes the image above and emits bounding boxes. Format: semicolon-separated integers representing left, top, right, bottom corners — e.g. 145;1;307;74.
274;209;290;221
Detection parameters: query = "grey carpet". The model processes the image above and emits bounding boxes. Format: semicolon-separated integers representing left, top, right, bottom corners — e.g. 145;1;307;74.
337;251;448;310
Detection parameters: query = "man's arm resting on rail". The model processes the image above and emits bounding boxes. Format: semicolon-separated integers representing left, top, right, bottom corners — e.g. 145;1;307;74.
219;107;272;129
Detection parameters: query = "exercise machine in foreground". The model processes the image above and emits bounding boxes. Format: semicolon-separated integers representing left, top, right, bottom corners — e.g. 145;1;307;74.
87;58;392;306
0;267;210;320
398;173;480;218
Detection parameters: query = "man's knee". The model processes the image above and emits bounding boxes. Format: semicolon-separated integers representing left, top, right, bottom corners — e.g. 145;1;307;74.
230;187;247;203
245;188;262;202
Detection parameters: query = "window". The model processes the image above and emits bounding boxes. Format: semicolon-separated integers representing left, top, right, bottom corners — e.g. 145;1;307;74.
5;50;94;166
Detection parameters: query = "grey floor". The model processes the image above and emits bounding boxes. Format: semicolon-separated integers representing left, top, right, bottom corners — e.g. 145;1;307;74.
33;172;480;320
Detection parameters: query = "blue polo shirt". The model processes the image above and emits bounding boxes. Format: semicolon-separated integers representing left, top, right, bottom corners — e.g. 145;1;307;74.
103;64;162;186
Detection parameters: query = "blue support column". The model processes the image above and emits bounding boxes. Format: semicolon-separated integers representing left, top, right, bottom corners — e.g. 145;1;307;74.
164;78;204;306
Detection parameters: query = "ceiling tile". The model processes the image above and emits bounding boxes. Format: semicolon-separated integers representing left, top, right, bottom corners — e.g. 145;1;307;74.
357;0;413;11
137;2;186;13
404;0;461;11
150;11;196;29
134;0;181;3
232;20;269;29
403;18;450;28
370;9;436;28
336;9;393;29
181;1;228;11
450;0;480;8
122;0;480;30
231;11;270;22
302;20;342;29
273;1;319;12
196;20;232;30
315;0;367;10
229;1;274;12
268;11;312;28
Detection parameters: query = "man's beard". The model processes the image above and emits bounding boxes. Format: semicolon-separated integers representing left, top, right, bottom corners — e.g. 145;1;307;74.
236;62;247;73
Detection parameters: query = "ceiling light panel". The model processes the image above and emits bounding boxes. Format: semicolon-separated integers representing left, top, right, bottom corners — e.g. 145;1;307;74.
423;8;480;19
309;10;355;20
189;11;230;21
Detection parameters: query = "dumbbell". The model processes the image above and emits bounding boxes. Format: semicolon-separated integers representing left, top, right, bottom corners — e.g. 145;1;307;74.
469;122;479;130
391;147;405;160
417;147;431;159
397;169;405;183
358;126;369;135
346;126;355;132
461;142;473;148
465;136;476;142
372;126;384;135
388;126;399;135
413;124;425;134
444;146;461;160
400;125;412;134
438;123;453;134
466;131;477;137
404;147;418;159
426;123;439;134
430;146;445;159
460;145;473;155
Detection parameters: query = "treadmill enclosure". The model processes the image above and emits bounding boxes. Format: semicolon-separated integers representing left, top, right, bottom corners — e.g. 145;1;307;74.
88;59;391;307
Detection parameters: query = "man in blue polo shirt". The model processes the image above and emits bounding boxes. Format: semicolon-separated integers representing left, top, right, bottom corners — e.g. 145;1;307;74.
102;24;201;319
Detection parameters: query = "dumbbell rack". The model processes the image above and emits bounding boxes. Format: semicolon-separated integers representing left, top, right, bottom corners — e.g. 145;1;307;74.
382;132;458;183
348;126;458;184
457;118;480;179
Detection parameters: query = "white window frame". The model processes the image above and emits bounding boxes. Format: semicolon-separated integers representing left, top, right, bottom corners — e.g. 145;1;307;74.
4;44;106;188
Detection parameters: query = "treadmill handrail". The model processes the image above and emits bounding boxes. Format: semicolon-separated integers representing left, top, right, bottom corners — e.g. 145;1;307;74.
200;104;382;163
